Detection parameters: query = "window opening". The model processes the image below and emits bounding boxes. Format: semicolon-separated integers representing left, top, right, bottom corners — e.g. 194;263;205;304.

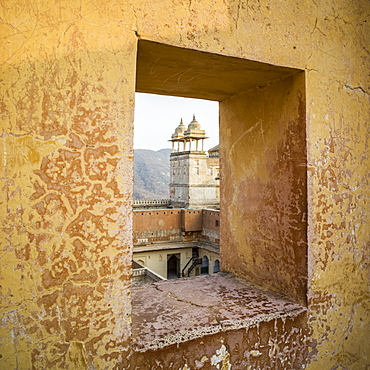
132;39;307;352
132;39;306;294
133;91;220;284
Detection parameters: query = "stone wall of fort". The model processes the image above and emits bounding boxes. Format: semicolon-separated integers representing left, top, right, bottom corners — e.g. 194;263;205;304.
133;208;219;245
1;1;368;369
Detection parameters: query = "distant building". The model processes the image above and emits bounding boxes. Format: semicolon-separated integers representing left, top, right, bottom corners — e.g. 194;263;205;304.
132;116;220;283
169;115;220;209
132;208;220;283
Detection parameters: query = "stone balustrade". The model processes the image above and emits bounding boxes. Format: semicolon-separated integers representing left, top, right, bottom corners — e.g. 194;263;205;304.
133;199;172;208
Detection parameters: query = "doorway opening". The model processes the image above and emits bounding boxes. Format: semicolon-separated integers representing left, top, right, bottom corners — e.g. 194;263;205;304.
200;256;209;275
167;254;180;279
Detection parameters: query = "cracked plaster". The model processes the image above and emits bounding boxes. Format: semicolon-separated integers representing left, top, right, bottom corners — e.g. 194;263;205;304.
1;0;369;369
132;273;306;352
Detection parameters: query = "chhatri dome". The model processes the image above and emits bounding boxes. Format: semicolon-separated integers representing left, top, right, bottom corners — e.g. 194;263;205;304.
171;118;186;139
184;114;206;137
169;115;209;153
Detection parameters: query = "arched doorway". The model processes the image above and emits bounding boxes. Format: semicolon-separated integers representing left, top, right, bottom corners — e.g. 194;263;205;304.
200;256;209;275
167;254;180;279
213;259;220;273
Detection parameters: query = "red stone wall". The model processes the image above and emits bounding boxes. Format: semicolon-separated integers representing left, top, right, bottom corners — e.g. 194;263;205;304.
182;209;203;232
133;209;182;243
133;209;219;244
201;210;220;244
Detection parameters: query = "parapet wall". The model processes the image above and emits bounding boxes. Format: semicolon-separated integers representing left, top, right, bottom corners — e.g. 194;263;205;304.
133;208;220;245
133;209;183;244
202;209;220;244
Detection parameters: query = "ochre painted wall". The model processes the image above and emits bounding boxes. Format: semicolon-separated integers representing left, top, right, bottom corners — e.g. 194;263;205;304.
133;247;220;279
220;73;307;304
134;247;192;279
1;0;369;369
0;3;137;368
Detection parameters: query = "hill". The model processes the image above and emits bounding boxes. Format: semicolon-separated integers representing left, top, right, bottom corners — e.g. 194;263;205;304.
134;148;171;200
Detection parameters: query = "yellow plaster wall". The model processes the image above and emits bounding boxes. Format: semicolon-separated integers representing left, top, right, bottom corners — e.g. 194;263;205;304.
1;2;137;368
220;72;307;304
134;248;193;278
1;0;369;368
133;248;220;278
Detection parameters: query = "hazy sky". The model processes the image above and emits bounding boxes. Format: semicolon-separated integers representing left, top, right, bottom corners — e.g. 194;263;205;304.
134;93;219;151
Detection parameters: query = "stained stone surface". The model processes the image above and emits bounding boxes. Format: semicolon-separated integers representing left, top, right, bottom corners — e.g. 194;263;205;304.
132;273;306;351
1;0;369;368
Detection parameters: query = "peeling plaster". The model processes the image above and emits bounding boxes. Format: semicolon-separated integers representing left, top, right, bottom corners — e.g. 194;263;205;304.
211;344;231;370
1;0;369;368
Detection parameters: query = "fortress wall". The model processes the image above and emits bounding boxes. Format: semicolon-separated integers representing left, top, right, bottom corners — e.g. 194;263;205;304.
1;0;368;369
221;73;307;304
202;210;220;244
133;209;182;243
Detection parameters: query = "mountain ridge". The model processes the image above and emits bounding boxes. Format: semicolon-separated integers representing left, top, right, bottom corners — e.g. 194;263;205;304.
134;148;171;200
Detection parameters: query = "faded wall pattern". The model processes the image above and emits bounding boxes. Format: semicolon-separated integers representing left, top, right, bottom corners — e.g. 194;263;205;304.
1;4;137;368
1;0;369;369
221;73;307;305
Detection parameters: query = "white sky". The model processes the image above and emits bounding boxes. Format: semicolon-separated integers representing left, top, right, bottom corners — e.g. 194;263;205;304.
134;93;219;151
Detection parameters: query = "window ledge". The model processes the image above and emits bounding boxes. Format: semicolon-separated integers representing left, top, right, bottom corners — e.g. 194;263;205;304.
132;273;306;352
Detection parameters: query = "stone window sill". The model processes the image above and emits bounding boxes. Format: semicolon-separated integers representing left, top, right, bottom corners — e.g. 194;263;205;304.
132;273;306;352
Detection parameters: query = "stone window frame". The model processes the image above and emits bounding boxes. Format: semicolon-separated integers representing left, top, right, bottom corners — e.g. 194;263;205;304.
134;40;307;341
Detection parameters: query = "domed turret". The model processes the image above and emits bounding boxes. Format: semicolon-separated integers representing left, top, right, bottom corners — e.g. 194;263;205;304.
169;115;208;154
171;118;186;139
188;115;201;131
184;115;206;137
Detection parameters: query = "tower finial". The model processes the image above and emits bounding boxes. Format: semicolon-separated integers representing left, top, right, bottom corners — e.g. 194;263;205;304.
193;114;195;120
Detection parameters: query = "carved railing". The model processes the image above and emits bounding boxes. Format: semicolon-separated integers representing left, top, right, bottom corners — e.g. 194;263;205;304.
133;199;171;208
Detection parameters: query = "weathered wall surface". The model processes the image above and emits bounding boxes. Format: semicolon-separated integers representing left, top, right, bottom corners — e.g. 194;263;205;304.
127;312;309;369
1;0;369;369
183;209;203;232
221;73;307;304
305;2;370;365
133;209;182;243
0;3;137;368
202;209;220;244
130;274;309;369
